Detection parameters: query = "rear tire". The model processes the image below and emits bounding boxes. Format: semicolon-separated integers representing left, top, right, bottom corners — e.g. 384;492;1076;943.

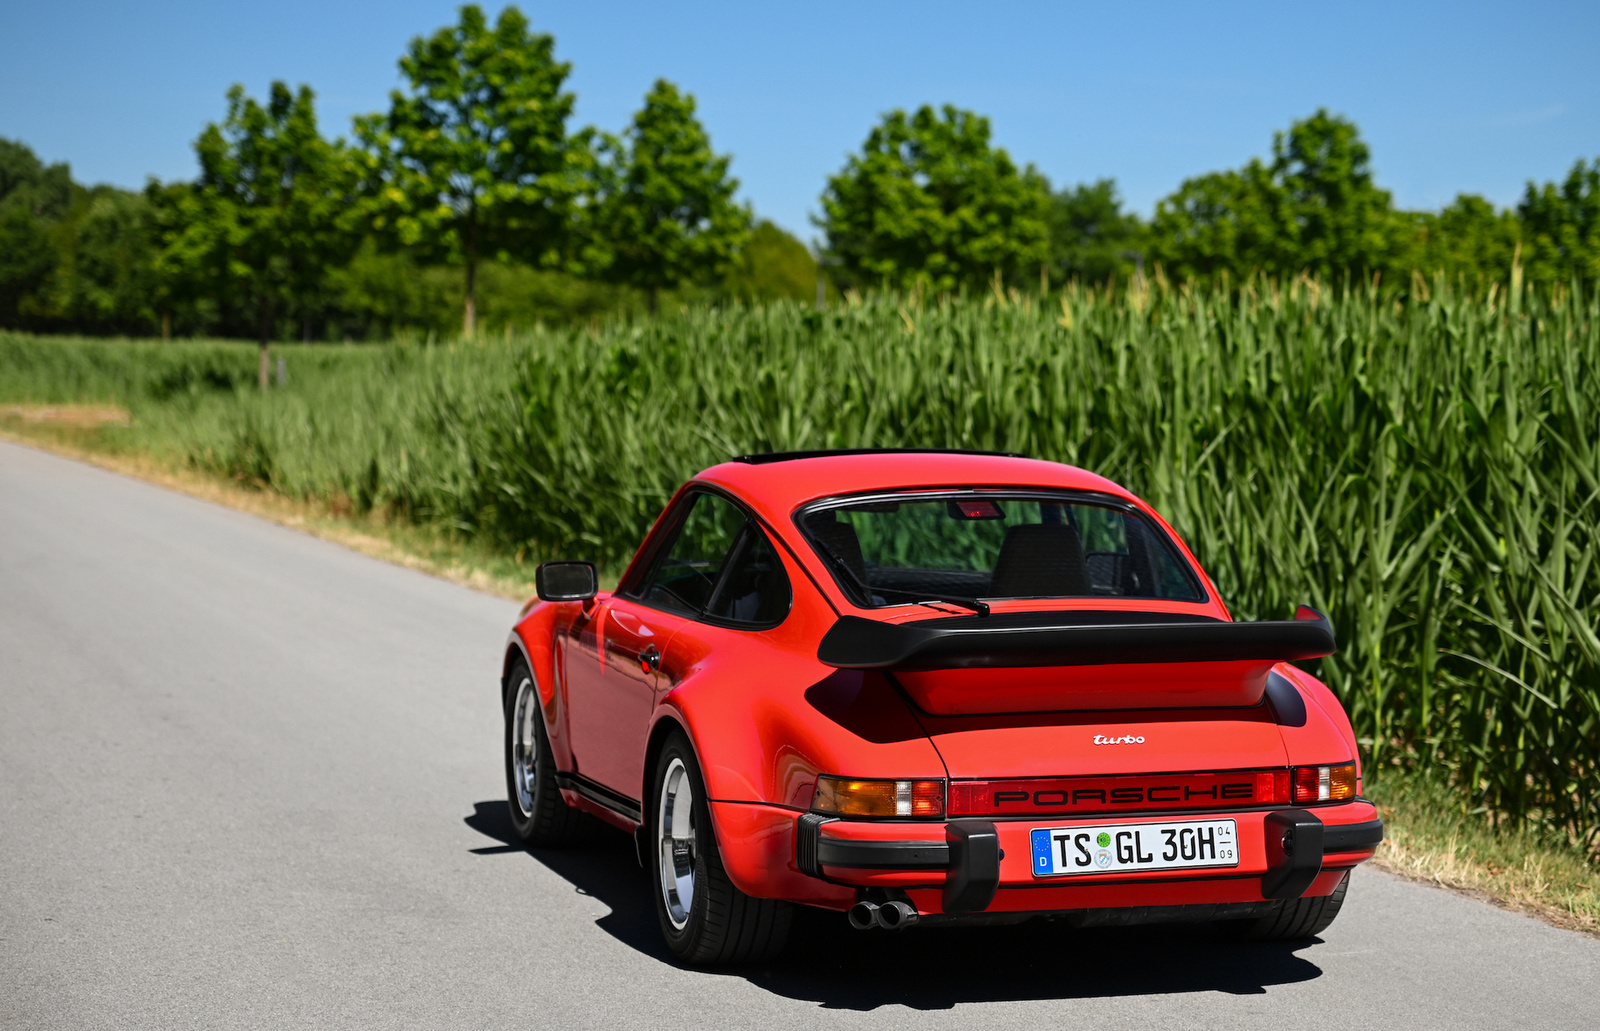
650;732;792;965
1235;870;1350;941
504;657;588;847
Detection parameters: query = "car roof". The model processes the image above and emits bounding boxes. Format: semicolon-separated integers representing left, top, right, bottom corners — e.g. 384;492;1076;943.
695;450;1137;518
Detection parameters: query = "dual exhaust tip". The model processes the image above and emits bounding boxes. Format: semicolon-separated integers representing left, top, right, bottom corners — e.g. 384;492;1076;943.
847;899;918;931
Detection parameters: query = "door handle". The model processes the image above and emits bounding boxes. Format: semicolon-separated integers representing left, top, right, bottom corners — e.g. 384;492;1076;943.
639;645;661;674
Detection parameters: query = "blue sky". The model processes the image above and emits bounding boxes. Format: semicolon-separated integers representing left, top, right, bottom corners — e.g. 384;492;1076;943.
2;1;1596;241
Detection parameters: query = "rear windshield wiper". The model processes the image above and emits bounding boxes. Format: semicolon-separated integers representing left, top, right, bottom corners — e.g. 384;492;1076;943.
809;534;990;617
868;584;992;618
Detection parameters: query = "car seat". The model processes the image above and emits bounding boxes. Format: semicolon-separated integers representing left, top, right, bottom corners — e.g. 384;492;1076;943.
988;523;1091;598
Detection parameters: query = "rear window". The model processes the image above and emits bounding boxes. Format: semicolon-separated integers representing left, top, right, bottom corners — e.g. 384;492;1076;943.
799;492;1206;606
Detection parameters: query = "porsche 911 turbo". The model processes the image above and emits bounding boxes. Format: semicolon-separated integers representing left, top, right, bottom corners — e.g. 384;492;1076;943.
500;449;1382;964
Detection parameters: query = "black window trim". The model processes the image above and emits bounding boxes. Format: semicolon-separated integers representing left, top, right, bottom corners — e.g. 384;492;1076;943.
620;486;793;631
792;486;1212;610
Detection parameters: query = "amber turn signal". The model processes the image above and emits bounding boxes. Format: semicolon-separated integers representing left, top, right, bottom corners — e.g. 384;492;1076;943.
1292;763;1358;804
813;776;945;818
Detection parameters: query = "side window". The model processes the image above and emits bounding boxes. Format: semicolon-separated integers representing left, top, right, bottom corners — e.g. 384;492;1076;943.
637;491;792;626
707;526;792;625
640;493;747;616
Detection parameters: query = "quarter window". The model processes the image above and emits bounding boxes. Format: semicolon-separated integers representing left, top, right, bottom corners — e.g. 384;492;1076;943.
707;525;792;624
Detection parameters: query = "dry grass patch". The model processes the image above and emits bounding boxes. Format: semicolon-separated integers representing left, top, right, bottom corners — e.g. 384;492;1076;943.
1371;771;1599;936
0;403;132;426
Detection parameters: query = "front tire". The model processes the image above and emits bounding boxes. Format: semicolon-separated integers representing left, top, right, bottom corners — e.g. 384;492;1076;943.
650;733;791;965
504;658;587;847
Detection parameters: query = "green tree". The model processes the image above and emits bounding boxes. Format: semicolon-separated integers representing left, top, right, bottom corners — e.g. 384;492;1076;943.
1388;194;1521;285
355;4;588;337
1518;157;1600;286
818;105;1051;293
58;188;161;334
0;138;73;328
1273;109;1393;275
1149;110;1394;282
593;79;749;312
143;180;212;338
1047;179;1144;285
723;220;817;303
157;82;354;382
1148;162;1284;280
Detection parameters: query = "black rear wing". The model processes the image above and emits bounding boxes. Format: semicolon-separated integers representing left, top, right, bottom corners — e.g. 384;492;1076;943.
816;606;1336;671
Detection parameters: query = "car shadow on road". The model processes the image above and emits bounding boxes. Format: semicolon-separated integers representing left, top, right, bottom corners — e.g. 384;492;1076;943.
464;800;1324;1009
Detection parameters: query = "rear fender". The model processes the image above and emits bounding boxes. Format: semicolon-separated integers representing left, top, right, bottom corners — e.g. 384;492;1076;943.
1275;663;1362;781
644;703;862;904
652;544;946;808
646;559;945;900
658;649;946;808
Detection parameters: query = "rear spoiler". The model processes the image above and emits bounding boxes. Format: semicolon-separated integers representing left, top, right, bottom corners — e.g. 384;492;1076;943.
816;606;1336;670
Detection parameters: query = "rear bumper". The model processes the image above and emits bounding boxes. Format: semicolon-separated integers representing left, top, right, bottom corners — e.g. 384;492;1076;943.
796;802;1382;915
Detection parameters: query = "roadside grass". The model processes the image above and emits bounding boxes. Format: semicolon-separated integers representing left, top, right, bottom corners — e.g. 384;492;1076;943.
1371;769;1600;935
6;413;1598;939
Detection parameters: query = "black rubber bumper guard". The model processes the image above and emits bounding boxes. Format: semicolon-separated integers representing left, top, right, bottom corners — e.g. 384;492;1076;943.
796;814;1000;913
797;810;1384;910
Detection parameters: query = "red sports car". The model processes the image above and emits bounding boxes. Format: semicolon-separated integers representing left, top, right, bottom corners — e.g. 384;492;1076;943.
501;450;1382;964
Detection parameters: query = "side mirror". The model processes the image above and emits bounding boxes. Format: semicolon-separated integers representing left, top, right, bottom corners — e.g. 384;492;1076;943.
536;561;598;602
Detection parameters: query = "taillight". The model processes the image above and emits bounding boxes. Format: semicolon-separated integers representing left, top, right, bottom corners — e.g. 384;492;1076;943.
1260;769;1291;805
1292;763;1357;804
812;776;945;818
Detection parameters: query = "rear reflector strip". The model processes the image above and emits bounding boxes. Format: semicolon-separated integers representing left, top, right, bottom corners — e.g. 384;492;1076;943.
948;769;1292;817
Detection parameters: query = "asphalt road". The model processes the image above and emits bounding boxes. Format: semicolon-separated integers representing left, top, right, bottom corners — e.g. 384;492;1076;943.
2;438;1596;1031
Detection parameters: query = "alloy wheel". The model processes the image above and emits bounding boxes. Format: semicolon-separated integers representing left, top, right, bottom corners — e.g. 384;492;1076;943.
658;757;697;930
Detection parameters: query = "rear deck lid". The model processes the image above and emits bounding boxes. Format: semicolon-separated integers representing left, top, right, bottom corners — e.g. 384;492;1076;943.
816;607;1335;716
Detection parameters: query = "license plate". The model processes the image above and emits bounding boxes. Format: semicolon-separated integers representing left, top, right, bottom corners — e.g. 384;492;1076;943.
1029;819;1238;877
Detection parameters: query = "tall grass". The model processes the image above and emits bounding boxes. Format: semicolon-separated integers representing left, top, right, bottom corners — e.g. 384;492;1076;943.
2;277;1597;848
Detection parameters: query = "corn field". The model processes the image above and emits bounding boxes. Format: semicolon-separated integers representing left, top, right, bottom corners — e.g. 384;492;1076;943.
3;276;1597;847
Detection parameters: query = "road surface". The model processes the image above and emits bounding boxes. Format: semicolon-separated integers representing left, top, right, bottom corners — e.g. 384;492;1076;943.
2;438;1595;1030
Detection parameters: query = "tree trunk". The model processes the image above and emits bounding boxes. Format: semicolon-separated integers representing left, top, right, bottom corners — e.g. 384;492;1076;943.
462;214;478;339
648;285;659;316
161;313;171;341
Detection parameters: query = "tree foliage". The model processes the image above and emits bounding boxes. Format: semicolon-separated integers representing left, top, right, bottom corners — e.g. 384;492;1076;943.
1390;194;1521;285
0;140;73;326
593;79;749;310
1272;110;1395;274
1518;157;1600;286
818;105;1051;293
355;4;588;336
723;220;817;303
7;15;1600;342
1150;109;1395;281
59;190;160;332
1047;179;1144;285
153;82;354;382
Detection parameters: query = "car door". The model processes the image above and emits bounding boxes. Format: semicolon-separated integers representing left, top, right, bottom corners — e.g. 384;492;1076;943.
563;491;750;804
